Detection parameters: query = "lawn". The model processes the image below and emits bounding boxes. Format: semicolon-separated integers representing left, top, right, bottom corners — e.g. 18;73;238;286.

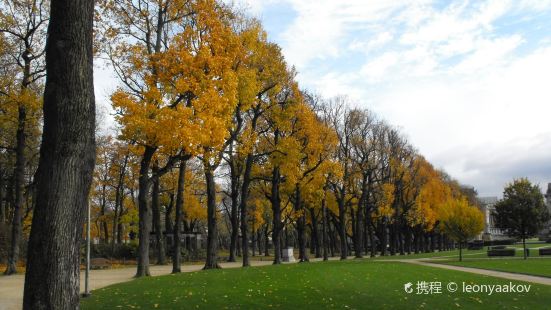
81;260;551;309
433;258;551;278
372;243;551;261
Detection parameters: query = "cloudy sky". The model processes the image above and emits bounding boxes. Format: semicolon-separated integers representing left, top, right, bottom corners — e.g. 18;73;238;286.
224;0;551;197
95;0;551;197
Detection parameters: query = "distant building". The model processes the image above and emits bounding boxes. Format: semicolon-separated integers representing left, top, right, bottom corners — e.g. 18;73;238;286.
478;196;508;241
539;183;551;240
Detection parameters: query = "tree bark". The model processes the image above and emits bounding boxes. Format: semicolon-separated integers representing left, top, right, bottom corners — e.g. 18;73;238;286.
172;160;186;273
338;196;347;259
322;198;329;261
5;105;26;275
203;168;220;269
295;187;308;262
151;164;166;265
0;163;4;224
271;166;282;264
136;146;156;277
264;225;270;256
239;152;255;267
228;155;239;262
23;0;95;307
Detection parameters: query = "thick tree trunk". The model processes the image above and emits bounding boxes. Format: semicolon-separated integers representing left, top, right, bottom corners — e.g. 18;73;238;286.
354;206;363;258
100;185;109;243
251;224;256;257
0;163;4;224
295;187;308;262
203;169;220;269
23;0;95;307
151;167;166;265
239;153;255;267
271;166;282;264
172;161;186;273
228;155;239;262
5;105;26;275
338;197;347;259
368;222;376;257
112;155;128;245
165;194;174;237
390;222;397;256
380;221;387;256
264;225;270;256
310;208;321;258
136;146;155;277
322;198;329;261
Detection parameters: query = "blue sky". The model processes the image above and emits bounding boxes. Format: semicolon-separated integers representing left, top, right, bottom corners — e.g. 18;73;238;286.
95;0;551;197
229;0;551;196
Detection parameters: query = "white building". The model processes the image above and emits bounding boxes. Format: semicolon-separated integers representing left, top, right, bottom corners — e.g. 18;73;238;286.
539;183;551;240
479;196;508;241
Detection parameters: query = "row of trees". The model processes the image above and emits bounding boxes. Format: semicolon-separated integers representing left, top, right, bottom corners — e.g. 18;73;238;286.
0;0;544;309
0;0;487;279
88;0;486;275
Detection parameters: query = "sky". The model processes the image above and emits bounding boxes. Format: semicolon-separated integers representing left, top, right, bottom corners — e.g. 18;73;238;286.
95;0;551;197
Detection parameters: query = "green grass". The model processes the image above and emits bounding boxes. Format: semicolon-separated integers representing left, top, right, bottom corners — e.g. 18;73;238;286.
433;258;551;278
81;260;551;309
371;248;486;260
372;243;551;261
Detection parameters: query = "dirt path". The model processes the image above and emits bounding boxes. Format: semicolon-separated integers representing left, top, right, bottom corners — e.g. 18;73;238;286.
386;259;551;286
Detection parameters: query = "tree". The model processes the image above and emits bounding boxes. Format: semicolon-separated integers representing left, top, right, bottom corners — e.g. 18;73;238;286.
0;0;48;275
23;0;95;308
493;178;550;259
439;198;484;261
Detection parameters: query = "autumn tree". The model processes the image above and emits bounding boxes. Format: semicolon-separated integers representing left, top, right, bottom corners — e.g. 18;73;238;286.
0;0;48;275
439;198;484;261
493;178;550;259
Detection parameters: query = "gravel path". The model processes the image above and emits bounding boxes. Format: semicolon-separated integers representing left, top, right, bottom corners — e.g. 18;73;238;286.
385;259;551;285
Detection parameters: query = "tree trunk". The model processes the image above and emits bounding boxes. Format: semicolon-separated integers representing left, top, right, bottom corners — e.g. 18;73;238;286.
172;161;186;273
239;152;255;267
165;193;174;238
354;206;363;258
228;154;239;263
203;168;220;269
5;105;26;275
322;198;329;261
295;187;308;262
368;222;376;257
151;166;166;265
136;146;156;277
23;0;95;307
264;225;269;256
251;224;256;257
0;163;4;224
459;241;463;262
523;236;527;260
310;208;321;258
271;166;282;264
338;196;347;259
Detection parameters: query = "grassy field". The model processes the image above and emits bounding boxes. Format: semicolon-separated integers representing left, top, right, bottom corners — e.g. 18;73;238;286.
371;243;551;261
81;260;551;309
433;258;551;278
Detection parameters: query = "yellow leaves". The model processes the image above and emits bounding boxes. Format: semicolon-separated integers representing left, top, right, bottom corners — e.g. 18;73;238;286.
375;183;395;220
439;198;484;241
